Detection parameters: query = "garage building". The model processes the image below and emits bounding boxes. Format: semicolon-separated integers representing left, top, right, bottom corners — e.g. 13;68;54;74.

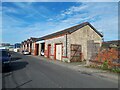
38;22;103;62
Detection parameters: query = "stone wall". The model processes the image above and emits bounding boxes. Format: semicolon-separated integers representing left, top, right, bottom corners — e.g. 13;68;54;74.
44;34;70;62
44;25;102;62
70;25;102;61
31;42;35;55
38;43;41;56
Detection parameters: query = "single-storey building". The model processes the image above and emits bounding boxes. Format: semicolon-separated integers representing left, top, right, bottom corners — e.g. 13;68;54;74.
21;37;38;55
21;22;103;62
36;22;103;62
29;37;38;55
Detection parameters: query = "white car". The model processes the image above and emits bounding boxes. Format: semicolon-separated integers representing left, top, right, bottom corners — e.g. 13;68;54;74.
23;50;30;55
14;48;19;52
41;50;44;56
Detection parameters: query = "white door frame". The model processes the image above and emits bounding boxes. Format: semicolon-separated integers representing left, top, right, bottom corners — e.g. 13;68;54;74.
56;44;62;60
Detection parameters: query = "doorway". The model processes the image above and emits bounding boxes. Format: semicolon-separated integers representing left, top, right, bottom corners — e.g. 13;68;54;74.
48;44;51;58
41;43;45;56
36;44;39;55
56;44;62;60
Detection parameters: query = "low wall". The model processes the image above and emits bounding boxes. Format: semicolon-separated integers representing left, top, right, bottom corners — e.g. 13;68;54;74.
90;60;120;68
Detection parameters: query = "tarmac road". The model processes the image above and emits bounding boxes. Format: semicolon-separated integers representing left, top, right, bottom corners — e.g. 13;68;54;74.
2;52;118;88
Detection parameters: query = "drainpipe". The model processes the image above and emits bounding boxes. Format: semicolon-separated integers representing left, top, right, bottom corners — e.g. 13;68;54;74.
66;34;67;57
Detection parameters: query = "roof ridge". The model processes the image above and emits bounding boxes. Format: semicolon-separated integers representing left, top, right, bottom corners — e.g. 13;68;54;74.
37;22;103;41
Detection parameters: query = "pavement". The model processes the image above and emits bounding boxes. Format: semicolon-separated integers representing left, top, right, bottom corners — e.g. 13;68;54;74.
32;55;119;82
2;52;119;88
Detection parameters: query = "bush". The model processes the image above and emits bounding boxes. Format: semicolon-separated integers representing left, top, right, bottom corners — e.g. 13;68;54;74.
111;68;120;73
101;60;108;70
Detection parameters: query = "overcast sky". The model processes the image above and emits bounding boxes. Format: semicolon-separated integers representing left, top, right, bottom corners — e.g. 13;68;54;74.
2;2;118;44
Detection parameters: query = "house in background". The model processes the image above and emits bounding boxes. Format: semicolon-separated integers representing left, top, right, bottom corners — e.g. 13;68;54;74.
0;43;14;51
102;40;120;49
36;22;103;62
14;43;21;48
14;43;21;52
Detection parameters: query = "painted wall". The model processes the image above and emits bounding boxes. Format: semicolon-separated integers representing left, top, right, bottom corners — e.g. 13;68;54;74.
44;35;70;62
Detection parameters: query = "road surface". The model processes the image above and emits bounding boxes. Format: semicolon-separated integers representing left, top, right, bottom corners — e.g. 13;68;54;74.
2;52;118;88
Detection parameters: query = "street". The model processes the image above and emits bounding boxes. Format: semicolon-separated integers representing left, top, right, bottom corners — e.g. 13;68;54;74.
2;52;118;88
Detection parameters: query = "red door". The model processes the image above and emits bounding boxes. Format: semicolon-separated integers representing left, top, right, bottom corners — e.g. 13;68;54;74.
34;44;37;55
48;45;51;58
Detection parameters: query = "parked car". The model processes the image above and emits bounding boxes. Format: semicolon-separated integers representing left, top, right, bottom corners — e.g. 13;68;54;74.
0;49;11;70
14;48;20;52
23;50;30;55
41;50;44;56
